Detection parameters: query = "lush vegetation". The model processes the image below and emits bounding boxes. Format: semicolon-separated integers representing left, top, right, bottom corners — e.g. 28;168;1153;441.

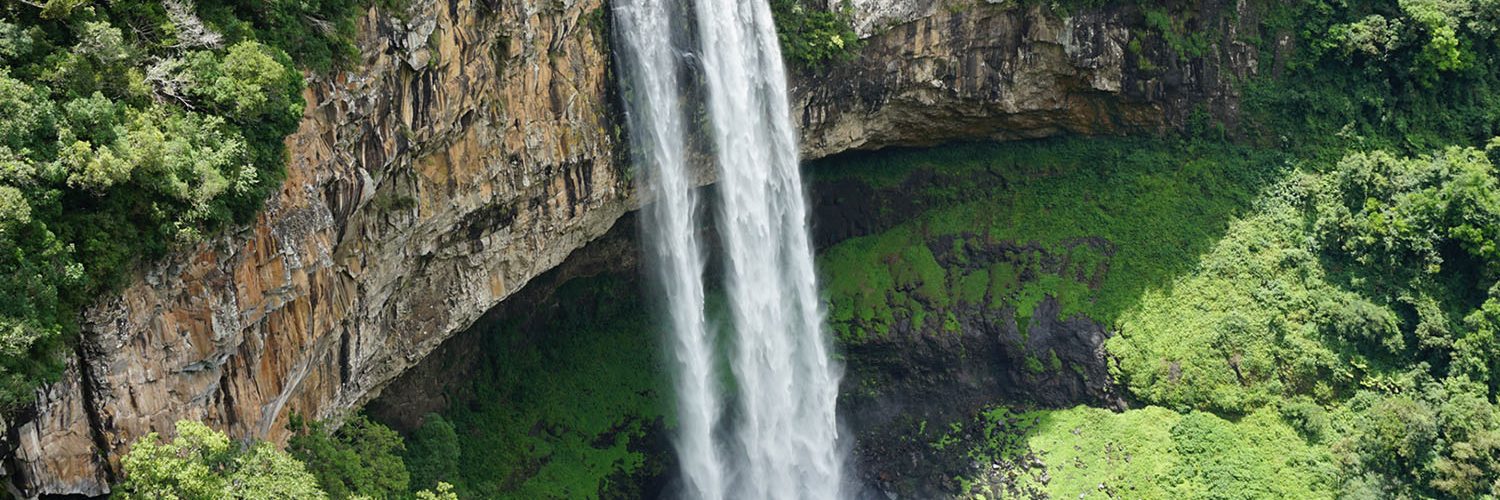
769;0;861;70
919;405;1335;499
117;417;458;500
0;0;383;410
289;414;413;499
395;274;670;499
115;420;327;499
1241;0;1500;152
71;0;1500;498
815;139;1278;347
1105;144;1500;498
127;276;671;500
1018;407;1324;498
818;138;1500;498
801;0;1500;496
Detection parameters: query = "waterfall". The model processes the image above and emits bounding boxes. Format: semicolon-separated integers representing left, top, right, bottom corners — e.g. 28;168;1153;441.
690;0;845;497
612;0;725;498
612;0;846;497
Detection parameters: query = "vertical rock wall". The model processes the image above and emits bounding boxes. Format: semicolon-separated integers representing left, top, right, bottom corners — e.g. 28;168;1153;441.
795;0;1259;158
7;0;626;495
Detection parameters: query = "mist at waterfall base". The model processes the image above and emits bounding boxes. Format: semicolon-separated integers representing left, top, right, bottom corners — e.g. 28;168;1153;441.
612;0;851;498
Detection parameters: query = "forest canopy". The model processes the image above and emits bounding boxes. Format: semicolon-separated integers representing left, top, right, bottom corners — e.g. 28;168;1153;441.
0;0;375;409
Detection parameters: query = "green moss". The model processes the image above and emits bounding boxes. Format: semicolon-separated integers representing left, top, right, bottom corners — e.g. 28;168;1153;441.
816;138;1279;345
956;268;989;305
1023;355;1045;374
1141;5;1216;60
985;262;1020;309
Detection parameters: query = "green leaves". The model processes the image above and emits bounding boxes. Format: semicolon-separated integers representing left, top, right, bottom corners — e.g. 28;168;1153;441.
0;19;35;62
1314;147;1500;279
0;72;57;155
0;186;29;227
399;274;667;499
182;41;303;124
405;415;461;493
0;216;76;409
1329;15;1404;59
1399;0;1470;75
116;420;328;500
1097;143;1500;497
1109;178;1349;413
0;0;333;405
287;415;411;499
769;0;861;70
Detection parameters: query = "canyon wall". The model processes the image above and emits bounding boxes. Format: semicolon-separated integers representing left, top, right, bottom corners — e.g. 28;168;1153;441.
3;0;1258;496
798;0;1259;157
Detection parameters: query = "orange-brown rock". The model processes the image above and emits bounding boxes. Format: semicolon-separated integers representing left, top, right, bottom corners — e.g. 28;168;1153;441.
8;0;625;495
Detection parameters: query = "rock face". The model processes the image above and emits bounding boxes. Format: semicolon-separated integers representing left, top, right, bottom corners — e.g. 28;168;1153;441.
6;0;626;495
4;0;1259;496
796;0;1259;158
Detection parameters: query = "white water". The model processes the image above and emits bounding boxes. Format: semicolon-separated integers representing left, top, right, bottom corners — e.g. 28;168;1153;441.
613;0;846;497
690;0;845;497
612;1;726;498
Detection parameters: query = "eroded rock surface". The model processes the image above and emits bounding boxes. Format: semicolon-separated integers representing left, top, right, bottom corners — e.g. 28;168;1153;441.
6;0;625;495
796;0;1259;157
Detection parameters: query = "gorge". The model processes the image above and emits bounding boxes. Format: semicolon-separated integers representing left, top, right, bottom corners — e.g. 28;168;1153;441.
9;1;1207;495
4;0;1500;498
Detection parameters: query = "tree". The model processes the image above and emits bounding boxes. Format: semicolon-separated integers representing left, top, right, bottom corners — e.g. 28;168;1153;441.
0;72;55;156
0;0;355;409
416;482;459;500
405;414;461;492
0;217;75;409
288;414;411;499
183;41;302;125
116;420;327;499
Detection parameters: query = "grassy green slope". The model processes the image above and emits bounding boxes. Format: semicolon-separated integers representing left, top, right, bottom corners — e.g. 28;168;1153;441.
816;136;1500;498
816;139;1280;344
1014;406;1334;499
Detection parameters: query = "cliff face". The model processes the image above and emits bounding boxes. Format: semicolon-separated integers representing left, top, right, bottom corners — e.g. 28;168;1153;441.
5;0;1259;496
7;0;626;495
796;0;1259;157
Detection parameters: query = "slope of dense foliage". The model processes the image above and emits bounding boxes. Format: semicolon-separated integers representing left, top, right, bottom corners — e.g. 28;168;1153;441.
814;139;1278;346
817;137;1500;498
806;0;1500;496
0;0;382;409
395;274;669;499
1106;145;1500;498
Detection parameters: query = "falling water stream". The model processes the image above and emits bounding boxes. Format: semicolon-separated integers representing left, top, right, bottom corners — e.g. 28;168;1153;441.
613;0;846;497
612;0;724;497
